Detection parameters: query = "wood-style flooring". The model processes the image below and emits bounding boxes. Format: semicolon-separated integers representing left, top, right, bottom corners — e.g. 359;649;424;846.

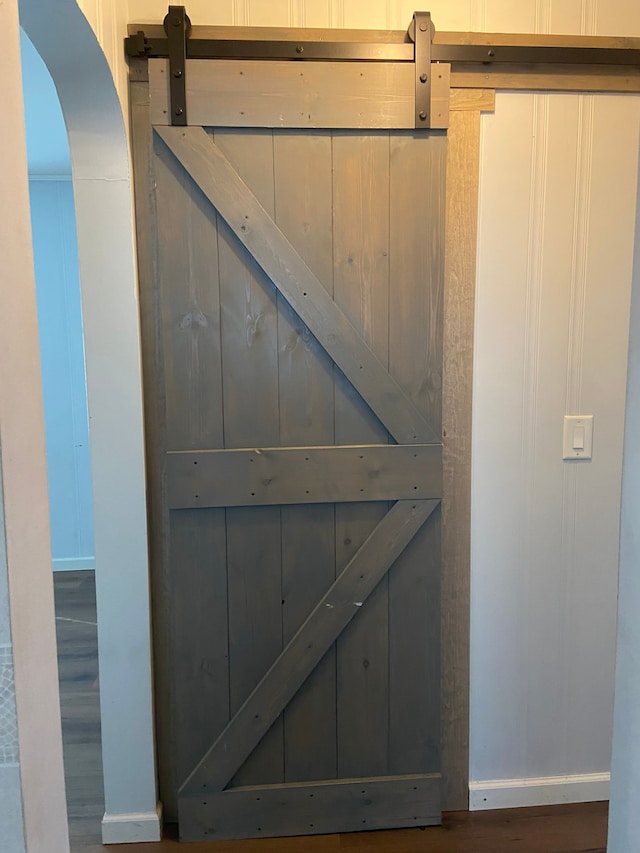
55;571;609;853
54;570;104;848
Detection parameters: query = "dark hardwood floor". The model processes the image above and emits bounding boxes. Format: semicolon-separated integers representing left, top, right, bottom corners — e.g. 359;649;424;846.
54;571;609;853
54;570;104;848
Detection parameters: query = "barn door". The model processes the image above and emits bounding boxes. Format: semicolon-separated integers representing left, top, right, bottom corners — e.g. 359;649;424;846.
132;17;447;842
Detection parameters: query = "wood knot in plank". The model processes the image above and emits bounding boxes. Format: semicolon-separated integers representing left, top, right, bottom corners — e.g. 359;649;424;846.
179;310;208;330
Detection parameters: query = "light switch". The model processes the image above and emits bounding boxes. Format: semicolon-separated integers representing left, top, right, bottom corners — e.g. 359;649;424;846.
563;415;593;460
573;426;585;450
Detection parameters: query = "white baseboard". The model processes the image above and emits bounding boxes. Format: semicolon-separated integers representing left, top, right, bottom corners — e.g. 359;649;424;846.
469;773;610;811
101;804;162;844
52;556;95;572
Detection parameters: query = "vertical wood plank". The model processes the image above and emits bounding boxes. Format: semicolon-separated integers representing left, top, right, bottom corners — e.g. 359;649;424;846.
154;123;231;802
274;132;335;443
389;512;441;773
441;110;479;810
154;140;223;452
169;509;229;788
226;505;283;786
389;134;446;440
213;129;280;450
332;133;391;778
335;508;389;777
388;132;446;775
332;134;391;442
214;129;284;786
273;131;337;783
279;506;337;783
130;78;178;817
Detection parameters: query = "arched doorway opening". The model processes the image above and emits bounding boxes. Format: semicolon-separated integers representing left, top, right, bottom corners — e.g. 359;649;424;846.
19;0;159;843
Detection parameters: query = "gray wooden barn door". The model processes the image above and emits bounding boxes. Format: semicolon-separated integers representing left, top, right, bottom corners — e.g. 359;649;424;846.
138;77;445;840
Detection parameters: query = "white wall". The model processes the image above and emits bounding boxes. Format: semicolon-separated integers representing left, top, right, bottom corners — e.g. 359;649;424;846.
465;2;640;810
20;30;71;177
0;1;70;850
29;181;96;571
52;0;640;818
470;91;640;808
607;137;640;853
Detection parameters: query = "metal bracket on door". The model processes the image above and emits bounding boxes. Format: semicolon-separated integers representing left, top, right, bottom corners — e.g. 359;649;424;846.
127;7;442;130
164;5;190;125
412;12;433;128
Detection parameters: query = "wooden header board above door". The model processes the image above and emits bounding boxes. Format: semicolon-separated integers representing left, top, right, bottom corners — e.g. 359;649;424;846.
149;59;451;129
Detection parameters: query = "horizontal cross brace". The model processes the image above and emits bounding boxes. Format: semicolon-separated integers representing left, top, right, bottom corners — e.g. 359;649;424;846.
178;774;441;841
149;59;451;129
166;444;442;509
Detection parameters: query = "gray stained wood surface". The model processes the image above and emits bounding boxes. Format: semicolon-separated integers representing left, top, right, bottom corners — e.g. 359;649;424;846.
166;444;442;508
179;775;441;842
149;59;451;130
133;59;483;816
53;571;608;853
440;109;481;810
153;119;233;798
212;129;285;790
142;113;446;840
274;131;337;787
331;133;391;781
387;133;445;778
155;127;438;445
130;78;178;815
181;499;438;798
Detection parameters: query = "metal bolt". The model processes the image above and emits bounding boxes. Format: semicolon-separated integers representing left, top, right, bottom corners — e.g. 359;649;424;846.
419;111;427;121
419;22;428;31
173;69;183;78
174;107;184;116
488;49;495;57
172;17;182;27
420;73;428;83
296;44;304;53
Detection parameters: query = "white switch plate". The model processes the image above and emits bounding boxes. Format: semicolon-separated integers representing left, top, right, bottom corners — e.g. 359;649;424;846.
563;415;593;460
